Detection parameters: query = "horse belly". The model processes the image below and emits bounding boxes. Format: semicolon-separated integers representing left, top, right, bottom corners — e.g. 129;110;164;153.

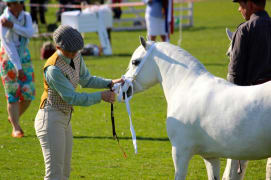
167;83;271;160
166;107;271;160
196;113;271;160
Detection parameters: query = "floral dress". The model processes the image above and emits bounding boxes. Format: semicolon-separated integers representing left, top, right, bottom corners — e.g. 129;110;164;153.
0;47;35;103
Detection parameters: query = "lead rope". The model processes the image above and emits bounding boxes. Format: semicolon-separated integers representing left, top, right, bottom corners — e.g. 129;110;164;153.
110;88;127;158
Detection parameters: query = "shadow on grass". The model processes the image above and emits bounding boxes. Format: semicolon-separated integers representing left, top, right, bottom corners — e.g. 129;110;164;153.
73;135;169;141
204;63;228;67
83;53;132;62
21;135;169;142
112;53;132;57
183;25;237;32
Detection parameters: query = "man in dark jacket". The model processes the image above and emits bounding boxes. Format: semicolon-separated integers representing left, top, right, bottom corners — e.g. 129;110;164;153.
224;0;271;179
227;0;271;85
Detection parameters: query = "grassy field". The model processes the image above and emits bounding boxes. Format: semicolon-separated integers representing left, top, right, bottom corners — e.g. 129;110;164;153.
0;0;271;179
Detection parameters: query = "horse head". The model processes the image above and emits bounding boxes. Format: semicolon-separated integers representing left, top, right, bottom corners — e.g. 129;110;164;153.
124;37;159;94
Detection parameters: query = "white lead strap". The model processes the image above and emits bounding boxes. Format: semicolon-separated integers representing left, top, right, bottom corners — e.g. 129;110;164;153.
124;91;137;154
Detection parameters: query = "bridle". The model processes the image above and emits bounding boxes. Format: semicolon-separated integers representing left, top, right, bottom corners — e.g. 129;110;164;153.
126;42;156;81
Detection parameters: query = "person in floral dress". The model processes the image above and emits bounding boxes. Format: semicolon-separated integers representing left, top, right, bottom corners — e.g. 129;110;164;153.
0;0;35;138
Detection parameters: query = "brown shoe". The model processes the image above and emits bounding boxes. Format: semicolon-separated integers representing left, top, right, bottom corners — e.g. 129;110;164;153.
12;130;24;138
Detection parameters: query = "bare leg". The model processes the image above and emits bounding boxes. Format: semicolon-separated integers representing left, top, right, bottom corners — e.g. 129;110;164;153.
204;158;220;180
19;100;31;116
9;100;31;119
222;159;248;180
161;35;167;42
7;102;22;132
8;100;31;137
149;35;156;41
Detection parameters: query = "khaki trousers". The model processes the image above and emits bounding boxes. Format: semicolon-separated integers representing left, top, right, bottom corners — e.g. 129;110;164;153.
35;106;73;180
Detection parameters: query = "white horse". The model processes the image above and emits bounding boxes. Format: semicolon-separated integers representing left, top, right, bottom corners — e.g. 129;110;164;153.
222;29;271;180
124;37;271;180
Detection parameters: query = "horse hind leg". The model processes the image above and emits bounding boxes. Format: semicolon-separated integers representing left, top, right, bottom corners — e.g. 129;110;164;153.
222;159;248;180
203;158;220;180
172;146;192;180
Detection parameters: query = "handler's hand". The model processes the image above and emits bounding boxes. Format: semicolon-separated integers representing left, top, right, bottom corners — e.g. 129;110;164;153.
1;18;13;29
112;78;125;85
101;90;115;103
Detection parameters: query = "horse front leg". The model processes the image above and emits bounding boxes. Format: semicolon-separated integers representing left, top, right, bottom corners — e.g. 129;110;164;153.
172;145;192;180
203;158;220;180
266;158;271;180
222;159;248;180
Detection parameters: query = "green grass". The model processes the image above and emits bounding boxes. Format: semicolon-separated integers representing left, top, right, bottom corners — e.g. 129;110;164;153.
0;0;271;179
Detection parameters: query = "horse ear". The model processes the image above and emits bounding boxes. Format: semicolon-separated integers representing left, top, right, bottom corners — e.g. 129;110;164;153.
226;28;233;41
139;36;147;50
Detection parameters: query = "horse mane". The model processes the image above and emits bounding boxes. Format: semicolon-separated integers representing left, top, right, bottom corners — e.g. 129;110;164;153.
154;42;208;74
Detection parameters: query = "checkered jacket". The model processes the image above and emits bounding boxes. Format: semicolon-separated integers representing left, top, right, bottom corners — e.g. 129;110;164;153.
40;52;80;114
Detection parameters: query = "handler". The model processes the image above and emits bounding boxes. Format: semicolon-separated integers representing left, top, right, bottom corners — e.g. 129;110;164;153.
35;25;123;180
0;0;35;138
224;0;271;179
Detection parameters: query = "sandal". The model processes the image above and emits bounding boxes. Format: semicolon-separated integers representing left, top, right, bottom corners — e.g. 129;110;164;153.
12;130;24;138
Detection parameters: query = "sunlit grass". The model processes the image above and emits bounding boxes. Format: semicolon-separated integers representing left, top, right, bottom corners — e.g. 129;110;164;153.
0;0;270;179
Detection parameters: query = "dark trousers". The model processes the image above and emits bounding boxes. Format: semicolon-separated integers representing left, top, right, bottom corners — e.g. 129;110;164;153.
30;0;46;24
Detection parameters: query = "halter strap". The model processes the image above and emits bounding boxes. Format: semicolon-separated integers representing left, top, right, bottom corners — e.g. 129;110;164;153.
132;43;156;79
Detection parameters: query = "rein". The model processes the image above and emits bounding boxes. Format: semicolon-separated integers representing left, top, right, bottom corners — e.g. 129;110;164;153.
110;87;127;158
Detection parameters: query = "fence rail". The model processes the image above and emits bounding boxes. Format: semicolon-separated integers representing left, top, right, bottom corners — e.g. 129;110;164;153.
112;2;194;31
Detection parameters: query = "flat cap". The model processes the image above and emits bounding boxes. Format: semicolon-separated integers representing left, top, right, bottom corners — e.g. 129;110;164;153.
53;25;84;52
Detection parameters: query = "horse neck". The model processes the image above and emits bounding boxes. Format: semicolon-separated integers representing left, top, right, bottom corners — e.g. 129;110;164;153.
153;47;207;102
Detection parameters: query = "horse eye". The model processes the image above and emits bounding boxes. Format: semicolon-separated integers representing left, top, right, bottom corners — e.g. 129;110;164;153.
132;60;140;66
